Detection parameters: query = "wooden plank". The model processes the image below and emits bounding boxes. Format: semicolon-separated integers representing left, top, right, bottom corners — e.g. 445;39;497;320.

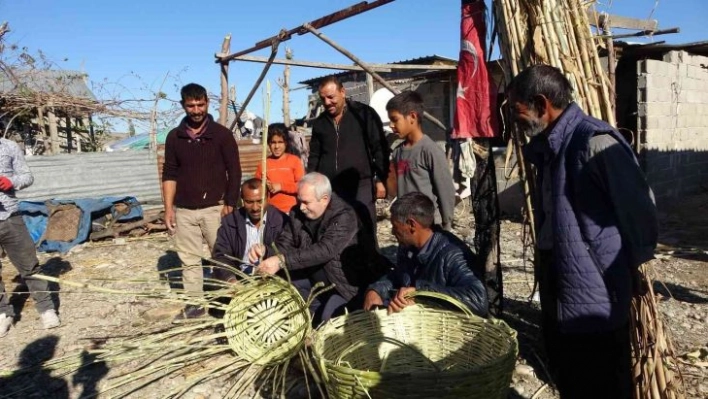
228;54;457;71
586;9;658;31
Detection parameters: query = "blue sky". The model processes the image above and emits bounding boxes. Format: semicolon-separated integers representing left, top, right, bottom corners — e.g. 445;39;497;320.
2;0;705;133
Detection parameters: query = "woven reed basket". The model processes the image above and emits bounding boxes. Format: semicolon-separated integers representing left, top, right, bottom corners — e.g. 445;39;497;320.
223;276;310;365
312;300;518;399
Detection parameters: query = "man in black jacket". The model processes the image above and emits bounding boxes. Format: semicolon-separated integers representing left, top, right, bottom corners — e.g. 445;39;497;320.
363;192;488;317
253;172;386;325
212;178;288;282
308;76;389;243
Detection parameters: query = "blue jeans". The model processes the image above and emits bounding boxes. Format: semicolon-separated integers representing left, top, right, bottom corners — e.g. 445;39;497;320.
0;215;54;317
292;278;349;327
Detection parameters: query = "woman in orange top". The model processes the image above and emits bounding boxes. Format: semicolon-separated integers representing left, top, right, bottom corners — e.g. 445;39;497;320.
255;123;305;214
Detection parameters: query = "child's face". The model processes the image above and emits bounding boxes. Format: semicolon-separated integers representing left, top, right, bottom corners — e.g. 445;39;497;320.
388;110;416;139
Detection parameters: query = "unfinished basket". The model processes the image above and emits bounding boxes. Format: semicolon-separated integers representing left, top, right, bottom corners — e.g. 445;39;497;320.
223;276;310;365
312;304;518;399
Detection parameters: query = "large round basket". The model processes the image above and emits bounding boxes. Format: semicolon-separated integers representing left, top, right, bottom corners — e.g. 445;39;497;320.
311;305;518;399
222;276;310;365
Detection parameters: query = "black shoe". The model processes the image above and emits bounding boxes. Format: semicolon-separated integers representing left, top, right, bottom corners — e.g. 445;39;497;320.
173;305;206;322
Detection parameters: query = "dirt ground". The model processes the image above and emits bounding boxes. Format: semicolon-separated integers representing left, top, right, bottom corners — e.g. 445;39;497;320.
0;196;706;398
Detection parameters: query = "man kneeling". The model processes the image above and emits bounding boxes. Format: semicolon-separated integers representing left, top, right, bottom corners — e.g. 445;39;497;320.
253;172;385;325
363;192;488;317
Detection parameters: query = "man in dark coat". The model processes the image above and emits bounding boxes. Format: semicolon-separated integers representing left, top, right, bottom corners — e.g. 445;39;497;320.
363;192;488;317
308;76;390;244
212;178;288;282
508;65;658;399
253;172;386;325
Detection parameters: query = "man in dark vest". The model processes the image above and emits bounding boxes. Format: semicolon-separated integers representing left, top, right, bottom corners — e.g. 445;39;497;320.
507;65;658;399
307;76;390;245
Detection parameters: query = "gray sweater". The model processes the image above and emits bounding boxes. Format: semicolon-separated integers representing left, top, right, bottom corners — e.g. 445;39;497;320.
393;135;456;227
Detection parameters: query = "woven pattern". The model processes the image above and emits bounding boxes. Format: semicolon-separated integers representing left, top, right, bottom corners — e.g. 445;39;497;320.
312;306;518;399
223;277;310;365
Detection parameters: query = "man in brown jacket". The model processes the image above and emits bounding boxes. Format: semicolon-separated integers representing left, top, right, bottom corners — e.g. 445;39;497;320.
162;83;241;320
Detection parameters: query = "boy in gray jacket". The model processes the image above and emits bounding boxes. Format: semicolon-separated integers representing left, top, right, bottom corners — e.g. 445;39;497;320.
387;91;456;230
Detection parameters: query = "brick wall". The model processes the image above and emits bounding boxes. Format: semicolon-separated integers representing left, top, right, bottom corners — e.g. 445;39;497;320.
638;50;708;204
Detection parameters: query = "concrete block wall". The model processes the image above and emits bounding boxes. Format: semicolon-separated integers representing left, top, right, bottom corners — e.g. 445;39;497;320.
638;50;708;204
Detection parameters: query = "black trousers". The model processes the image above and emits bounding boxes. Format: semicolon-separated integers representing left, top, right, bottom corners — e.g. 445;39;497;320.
538;250;632;399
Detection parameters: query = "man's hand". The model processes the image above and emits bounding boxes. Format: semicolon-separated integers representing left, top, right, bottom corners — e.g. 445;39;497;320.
267;181;282;194
256;256;281;275
164;208;177;235
363;290;384;311
0;177;13;192
248;243;266;264
375;181;386;199
388;287;416;314
221;205;234;217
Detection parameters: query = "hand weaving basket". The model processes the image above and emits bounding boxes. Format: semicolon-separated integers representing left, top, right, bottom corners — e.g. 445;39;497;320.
311;294;518;399
222;276;310;365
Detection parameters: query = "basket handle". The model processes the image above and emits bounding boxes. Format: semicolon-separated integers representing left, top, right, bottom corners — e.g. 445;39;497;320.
335;335;441;373
407;291;479;319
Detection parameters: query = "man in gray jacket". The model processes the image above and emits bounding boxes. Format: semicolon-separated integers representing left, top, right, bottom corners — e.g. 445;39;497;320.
0;138;60;337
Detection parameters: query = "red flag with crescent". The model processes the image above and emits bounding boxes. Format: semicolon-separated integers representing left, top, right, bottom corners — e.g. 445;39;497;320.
452;0;497;139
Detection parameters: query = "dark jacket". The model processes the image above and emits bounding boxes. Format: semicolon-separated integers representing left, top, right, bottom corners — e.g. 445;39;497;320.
525;103;658;333
307;100;389;199
276;194;386;301
162;114;241;208
212;205;288;280
368;230;488;317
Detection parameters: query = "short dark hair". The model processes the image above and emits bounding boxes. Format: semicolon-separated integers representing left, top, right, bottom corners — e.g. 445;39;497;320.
180;83;208;102
318;76;344;91
241;178;262;193
267;123;289;147
391;192;434;228
506;65;573;109
386;91;425;124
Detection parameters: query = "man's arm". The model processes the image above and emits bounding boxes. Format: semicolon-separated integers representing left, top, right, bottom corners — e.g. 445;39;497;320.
415;250;489;317
306;127;321;172
222;134;241;207
427;147;456;229
587;134;658;267
212;215;243;280
8;142;33;190
365;105;390;184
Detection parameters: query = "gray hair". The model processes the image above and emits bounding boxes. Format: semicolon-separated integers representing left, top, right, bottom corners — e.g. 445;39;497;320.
298;172;332;200
391;192;435;228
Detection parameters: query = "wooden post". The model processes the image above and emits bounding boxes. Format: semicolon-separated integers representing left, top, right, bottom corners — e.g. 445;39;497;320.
47;103;60;154
218;34;232;127
366;73;375;103
65;115;73;153
282;48;293;127
88;115;95;150
36;106;46;151
601;19;617;122
303;23;448;132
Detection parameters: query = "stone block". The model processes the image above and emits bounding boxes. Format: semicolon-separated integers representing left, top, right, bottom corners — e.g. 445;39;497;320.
639;102;674;117
687;65;708;80
641;60;672;76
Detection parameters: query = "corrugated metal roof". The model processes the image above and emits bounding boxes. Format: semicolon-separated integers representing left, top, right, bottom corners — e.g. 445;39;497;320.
16;150;161;204
615;40;708;57
299;54;458;86
0;69;96;100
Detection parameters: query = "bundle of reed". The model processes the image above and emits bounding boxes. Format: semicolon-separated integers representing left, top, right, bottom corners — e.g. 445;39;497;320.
630;263;686;399
491;0;614;125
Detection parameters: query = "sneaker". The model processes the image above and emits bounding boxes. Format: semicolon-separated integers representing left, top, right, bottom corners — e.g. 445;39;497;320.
173;305;206;322
0;313;12;337
40;309;61;329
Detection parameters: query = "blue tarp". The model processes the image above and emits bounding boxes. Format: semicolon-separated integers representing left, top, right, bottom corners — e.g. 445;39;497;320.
19;197;143;253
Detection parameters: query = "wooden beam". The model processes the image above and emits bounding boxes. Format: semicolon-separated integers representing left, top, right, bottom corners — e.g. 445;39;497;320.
225;54;458;71
216;0;395;62
586;9;658;31
218;34;231;127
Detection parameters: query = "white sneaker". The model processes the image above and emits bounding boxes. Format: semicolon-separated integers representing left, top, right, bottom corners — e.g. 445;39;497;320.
40;309;61;329
0;313;12;337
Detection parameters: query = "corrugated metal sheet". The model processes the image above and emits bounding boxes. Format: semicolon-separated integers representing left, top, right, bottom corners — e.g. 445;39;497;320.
17;151;162;204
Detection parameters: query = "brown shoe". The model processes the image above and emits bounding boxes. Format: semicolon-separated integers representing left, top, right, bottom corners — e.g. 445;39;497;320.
173;305;206;322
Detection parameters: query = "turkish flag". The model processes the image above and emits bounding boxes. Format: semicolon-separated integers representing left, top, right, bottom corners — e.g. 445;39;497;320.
452;0;497;139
